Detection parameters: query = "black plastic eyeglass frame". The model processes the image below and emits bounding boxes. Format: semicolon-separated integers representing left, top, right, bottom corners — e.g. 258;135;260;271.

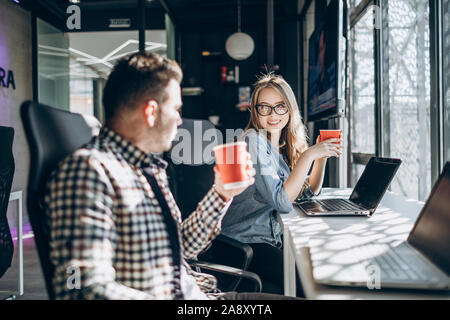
252;103;289;116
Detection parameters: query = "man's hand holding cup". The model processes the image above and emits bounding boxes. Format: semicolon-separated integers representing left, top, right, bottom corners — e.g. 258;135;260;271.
213;142;255;202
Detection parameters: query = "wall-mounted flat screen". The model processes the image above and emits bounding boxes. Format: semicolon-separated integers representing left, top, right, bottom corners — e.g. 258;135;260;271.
307;0;345;122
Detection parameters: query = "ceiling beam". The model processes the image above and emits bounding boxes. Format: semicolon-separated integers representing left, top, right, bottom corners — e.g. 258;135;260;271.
76;0;161;10
267;0;274;68
158;0;178;26
37;0;66;16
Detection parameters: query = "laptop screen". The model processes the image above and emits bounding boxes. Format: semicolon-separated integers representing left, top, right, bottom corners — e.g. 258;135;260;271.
408;163;450;276
349;157;401;210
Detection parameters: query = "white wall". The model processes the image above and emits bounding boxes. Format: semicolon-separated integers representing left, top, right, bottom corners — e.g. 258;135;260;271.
0;0;32;224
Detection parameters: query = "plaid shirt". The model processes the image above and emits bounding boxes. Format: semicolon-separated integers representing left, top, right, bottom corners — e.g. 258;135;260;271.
44;127;229;299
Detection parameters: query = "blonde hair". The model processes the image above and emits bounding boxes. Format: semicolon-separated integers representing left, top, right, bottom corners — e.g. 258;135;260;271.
245;74;309;169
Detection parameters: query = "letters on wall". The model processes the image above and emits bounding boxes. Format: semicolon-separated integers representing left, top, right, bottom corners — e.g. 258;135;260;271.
0;67;16;90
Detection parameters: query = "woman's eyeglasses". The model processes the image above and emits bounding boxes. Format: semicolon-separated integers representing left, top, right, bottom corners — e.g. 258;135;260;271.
252;103;289;116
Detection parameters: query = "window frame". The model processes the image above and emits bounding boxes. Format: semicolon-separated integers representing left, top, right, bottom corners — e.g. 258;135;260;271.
348;0;378;173
430;0;445;183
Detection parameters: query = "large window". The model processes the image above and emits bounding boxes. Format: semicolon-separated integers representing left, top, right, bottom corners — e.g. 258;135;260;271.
299;0;448;198
348;0;431;201
349;7;376;185
444;0;450;163
383;0;431;201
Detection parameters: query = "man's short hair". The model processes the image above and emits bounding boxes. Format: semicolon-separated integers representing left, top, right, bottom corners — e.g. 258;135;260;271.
102;52;183;122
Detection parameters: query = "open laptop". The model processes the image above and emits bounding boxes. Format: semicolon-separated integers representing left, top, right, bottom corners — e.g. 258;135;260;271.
295;157;401;216
310;162;450;290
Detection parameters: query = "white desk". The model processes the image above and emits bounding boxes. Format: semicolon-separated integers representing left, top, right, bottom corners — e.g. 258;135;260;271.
278;188;450;300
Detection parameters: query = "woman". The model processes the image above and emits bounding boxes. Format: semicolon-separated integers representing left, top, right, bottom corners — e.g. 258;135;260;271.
221;74;342;296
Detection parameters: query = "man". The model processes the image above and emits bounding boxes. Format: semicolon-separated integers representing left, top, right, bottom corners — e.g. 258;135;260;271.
44;52;294;300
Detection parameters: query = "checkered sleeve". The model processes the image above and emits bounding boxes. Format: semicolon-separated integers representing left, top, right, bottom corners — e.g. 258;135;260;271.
45;152;156;300
180;187;230;260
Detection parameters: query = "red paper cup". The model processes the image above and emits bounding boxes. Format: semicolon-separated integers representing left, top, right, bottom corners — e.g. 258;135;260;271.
319;129;342;144
213;141;250;190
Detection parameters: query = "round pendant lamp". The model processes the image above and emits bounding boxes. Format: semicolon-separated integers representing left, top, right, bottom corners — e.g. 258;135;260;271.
225;0;254;61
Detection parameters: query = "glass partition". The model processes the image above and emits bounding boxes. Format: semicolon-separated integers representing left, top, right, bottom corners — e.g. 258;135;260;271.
67;30;166;120
37;18;70;111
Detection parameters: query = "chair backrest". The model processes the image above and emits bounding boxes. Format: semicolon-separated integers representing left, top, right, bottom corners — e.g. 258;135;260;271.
21;101;101;299
0;126;15;278
165;119;251;291
165;118;220;219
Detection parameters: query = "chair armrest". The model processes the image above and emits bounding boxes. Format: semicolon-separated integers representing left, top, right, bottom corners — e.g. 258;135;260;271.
196;235;255;292
214;235;253;264
188;260;262;293
199;234;254;270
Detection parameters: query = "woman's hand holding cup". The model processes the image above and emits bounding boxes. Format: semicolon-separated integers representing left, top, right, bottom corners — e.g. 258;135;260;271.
307;135;343;161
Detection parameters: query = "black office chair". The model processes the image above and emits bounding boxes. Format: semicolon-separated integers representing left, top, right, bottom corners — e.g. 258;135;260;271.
22;102;260;299
21;101;101;300
165;118;260;292
0;127;15;283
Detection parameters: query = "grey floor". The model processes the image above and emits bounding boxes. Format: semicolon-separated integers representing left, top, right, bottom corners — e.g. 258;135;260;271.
0;236;48;300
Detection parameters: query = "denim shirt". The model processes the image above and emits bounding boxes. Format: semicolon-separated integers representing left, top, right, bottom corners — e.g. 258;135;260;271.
221;131;316;248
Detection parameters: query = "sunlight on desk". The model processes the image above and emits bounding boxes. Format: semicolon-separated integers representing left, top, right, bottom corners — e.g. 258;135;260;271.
278;188;450;299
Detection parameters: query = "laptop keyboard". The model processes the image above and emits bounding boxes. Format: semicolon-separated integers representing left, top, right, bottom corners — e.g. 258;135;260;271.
362;243;441;282
319;198;364;211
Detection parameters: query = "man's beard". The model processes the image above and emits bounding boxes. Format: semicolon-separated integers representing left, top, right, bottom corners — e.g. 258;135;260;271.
159;124;178;152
